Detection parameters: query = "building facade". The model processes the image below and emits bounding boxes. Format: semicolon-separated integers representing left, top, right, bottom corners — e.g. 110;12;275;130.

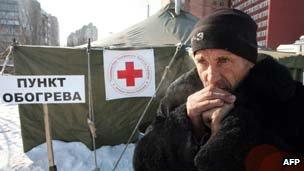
0;0;21;51
67;23;98;47
0;0;59;53
231;0;304;50
161;0;230;19
41;11;59;46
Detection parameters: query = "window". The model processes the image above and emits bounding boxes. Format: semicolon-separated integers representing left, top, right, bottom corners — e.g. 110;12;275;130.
261;10;268;18
258;20;267;28
257;30;266;38
245;0;269;15
251;9;268;21
258;40;266;46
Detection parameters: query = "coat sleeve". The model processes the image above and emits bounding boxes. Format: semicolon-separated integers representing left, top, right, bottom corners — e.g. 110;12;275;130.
133;86;201;171
133;94;260;171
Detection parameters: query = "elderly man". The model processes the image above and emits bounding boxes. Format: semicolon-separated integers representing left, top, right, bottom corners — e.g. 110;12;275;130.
133;9;304;171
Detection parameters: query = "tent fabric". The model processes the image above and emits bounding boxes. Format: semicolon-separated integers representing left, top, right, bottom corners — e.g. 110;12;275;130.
14;45;195;152
278;56;304;82
258;50;299;59
87;3;198;47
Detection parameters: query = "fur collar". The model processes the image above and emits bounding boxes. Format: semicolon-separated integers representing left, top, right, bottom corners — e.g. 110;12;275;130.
235;54;297;104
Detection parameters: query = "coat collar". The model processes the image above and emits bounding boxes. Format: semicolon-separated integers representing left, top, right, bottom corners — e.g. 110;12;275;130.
235;54;297;103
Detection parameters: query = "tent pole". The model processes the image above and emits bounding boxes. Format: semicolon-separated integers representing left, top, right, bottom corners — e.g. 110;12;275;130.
147;3;150;18
87;38;100;171
43;104;57;171
112;43;183;171
175;0;181;15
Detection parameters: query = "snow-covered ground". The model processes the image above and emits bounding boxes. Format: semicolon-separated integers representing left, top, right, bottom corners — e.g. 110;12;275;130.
0;102;135;171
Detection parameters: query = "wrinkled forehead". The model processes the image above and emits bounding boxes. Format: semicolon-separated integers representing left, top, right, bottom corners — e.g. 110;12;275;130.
194;49;238;59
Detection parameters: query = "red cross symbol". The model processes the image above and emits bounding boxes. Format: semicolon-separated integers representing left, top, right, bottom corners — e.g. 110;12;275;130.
117;61;143;87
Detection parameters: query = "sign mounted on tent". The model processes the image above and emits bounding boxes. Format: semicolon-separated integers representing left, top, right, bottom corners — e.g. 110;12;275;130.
0;75;85;104
103;49;155;100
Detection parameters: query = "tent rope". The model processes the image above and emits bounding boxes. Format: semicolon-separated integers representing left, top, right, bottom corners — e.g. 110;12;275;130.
87;39;100;171
0;46;13;75
112;43;183;171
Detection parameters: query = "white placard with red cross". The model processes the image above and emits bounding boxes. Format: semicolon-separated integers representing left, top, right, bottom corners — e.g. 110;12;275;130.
103;49;155;100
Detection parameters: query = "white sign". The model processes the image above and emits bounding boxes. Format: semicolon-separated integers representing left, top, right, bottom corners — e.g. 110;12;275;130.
0;75;85;104
103;49;155;100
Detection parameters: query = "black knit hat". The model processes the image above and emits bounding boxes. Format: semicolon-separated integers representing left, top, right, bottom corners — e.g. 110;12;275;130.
191;8;258;63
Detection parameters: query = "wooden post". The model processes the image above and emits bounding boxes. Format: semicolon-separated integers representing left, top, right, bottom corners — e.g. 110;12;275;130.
43;104;57;171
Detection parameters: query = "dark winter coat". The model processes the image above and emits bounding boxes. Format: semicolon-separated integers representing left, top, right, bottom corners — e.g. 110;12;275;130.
133;55;304;171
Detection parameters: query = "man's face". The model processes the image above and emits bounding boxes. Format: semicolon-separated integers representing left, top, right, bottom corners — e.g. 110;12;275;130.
194;49;254;91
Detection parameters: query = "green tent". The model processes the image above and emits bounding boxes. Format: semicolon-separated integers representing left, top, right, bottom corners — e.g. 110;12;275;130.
14;4;198;152
88;3;198;47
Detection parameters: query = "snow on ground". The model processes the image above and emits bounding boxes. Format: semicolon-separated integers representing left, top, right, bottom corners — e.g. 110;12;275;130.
0;102;135;171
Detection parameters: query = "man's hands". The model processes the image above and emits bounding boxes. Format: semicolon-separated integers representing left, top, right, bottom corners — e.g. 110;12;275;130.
201;104;234;134
186;85;236;137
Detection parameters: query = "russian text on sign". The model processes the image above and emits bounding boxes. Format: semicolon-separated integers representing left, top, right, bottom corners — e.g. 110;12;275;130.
0;75;85;104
